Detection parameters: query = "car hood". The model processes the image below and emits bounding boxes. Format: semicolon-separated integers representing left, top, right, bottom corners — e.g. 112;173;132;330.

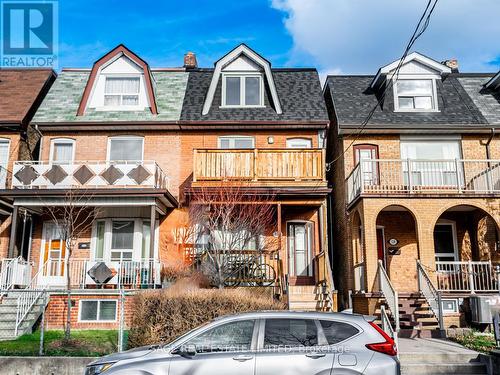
88;345;156;366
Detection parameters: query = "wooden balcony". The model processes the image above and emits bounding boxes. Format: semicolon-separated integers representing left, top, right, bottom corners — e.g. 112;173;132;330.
346;159;500;204
192;148;326;187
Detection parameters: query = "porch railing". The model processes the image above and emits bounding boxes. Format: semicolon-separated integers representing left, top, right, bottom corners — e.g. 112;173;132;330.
346;159;500;204
193;148;326;183
380;305;399;357
0;257;32;296
417;260;444;330
12;160;169;189
377;260;400;332
33;258;162;289
435;261;500;293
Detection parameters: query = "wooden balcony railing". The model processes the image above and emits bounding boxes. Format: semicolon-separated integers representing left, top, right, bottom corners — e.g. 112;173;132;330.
193;148;326;185
346;159;500;204
11;160;169;190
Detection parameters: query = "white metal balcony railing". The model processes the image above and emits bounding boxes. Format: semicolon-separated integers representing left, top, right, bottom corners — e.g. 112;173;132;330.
34;258;162;289
11;160;169;189
346;159;500;203
435;261;500;293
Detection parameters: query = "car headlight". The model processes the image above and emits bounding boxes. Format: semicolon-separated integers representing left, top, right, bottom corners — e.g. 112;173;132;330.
85;362;115;375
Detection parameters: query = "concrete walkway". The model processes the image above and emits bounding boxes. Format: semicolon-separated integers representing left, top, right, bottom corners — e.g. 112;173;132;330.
399;337;479;355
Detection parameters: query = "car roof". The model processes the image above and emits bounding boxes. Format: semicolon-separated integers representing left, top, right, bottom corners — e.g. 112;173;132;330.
213;310;369;323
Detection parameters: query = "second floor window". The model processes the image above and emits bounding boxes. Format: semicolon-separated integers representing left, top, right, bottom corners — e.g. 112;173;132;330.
223;75;263;107
395;79;436;111
104;77;140;107
108;136;144;162
218;136;255;149
50;139;74;164
287;138;312;148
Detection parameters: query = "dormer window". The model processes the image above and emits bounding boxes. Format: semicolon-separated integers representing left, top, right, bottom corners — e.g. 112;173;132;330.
395;79;436;111
104;77;140;107
222;74;263;107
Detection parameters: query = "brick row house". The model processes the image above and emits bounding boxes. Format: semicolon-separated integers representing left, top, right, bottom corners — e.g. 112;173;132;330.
325;52;500;337
0;44;334;337
0;69;56;286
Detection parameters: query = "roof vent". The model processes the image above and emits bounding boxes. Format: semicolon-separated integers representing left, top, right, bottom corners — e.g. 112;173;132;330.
441;59;459;73
184;52;197;69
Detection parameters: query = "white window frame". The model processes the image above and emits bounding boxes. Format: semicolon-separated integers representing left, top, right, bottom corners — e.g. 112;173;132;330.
103;75;141;110
441;298;459;314
90;218;159;262
106;136;144;163
434;219;459;262
393;75;439;112
0;138;11;189
286;138;312;149
49;138;75;164
217;135;255;149
221;72;264;108
78;299;118;322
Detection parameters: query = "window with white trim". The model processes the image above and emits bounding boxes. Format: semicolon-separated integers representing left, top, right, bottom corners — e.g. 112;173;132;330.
79;300;117;322
222;74;263;107
108;136;144;162
286;138;312;149
218;136;255;149
50;139;75;164
395;79;436;111
104;76;140;107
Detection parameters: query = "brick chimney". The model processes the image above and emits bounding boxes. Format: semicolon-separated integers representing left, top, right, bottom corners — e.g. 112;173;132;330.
184;52;197;69
442;59;459;73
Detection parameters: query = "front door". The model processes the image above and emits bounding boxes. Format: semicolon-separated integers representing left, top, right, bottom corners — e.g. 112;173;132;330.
376;227;386;268
288;222;314;284
433;221;458;262
40;222;66;286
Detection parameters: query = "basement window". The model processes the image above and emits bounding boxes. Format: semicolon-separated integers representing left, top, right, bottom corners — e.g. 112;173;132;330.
441;299;459;314
79;300;117;322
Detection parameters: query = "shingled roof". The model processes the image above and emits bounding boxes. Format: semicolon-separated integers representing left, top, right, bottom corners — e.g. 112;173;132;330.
0;69;55;126
325;74;489;132
458;74;500;125
180;68;328;125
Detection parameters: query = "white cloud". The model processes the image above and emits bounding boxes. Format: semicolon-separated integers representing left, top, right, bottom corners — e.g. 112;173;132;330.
271;0;500;74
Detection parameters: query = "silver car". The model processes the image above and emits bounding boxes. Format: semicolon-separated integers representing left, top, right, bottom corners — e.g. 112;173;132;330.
85;311;399;375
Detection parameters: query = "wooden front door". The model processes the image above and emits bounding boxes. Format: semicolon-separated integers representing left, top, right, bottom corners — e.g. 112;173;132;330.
40;223;66;285
287;222;314;285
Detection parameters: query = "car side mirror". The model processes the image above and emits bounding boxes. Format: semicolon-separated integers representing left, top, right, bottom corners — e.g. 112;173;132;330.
172;344;196;357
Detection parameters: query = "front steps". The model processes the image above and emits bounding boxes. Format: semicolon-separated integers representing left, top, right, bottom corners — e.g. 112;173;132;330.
399;345;487;375
288;285;332;311
0;291;46;340
376;293;442;338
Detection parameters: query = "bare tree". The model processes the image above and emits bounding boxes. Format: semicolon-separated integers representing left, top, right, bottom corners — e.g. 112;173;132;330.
188;184;277;288
42;189;101;340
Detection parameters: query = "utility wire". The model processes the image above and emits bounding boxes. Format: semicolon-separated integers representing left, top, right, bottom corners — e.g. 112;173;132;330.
327;0;439;169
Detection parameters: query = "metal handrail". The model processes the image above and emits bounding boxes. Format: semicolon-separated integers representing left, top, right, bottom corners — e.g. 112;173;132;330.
15;260;49;336
380;305;399;357
417;260;444;331
377;260;400;332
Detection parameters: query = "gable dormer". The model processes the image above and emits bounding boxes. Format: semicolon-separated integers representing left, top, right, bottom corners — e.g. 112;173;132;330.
77;44;157;115
370;52;451;112
202;44;282;115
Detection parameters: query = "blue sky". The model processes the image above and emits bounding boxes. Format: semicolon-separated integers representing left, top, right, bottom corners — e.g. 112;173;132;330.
58;0;500;76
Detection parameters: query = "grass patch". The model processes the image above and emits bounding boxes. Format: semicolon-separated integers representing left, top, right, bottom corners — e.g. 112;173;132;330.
449;331;497;353
0;330;122;357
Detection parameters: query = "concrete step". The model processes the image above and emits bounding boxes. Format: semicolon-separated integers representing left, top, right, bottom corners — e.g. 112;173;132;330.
399;352;480;364
398;329;446;339
400;363;487;374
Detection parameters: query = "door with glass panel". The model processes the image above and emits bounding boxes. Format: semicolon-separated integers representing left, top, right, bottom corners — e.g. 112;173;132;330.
169;319;256;375
40;222;66;285
0;140;9;188
218;136;255;179
401;140;462;188
354;145;378;186
433;222;458;262
110;220;135;286
287;222;314;284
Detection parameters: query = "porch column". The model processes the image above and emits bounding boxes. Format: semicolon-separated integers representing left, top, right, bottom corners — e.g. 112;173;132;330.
149;205;155;259
8;206;18;258
362;218;379;293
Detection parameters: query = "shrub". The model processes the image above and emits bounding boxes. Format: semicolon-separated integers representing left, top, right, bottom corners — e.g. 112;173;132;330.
128;286;285;347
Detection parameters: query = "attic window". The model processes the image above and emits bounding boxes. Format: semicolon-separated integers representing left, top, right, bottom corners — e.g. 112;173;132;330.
222;74;263;107
104;77;140;107
394;79;437;111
